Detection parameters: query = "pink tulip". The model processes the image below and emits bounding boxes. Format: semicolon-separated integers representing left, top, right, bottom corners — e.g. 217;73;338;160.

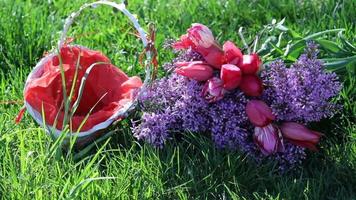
172;34;193;49
202;77;225;102
239;54;262;75
187;23;215;48
173;23;215;49
201;47;225;69
239;75;263;97
173;24;224;69
174;61;214;81
246;100;275;127
223;41;243;65
220;64;242;90
254;124;284;155
280;122;322;151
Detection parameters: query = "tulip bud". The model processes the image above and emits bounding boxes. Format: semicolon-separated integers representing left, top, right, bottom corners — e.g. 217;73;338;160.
220;64;242;90
239;54;262;75
246;100;275;127
172;34;193;49
280;122;322;151
239;75;263;97
223;41;243;65
254;124;284;155
202;77;225;102
201;47;225;69
172;23;215;50
174;61;214;81
188;23;215;48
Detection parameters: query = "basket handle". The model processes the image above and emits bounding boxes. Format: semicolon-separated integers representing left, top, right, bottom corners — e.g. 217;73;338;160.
58;0;152;86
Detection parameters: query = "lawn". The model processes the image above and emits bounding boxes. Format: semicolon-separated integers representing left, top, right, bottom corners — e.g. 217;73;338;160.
0;0;355;199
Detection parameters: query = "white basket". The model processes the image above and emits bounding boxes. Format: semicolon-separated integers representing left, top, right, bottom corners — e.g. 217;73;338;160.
24;1;152;147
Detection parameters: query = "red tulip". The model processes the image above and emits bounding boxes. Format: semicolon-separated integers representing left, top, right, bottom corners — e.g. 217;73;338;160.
187;23;215;48
202;77;225;103
246;100;275;127
254;124;284;155
173;23;215;49
174;61;214;81
201;46;225;69
173;24;224;69
223;41;243;65
220;64;242;90
172;34;193;49
280;122;322;151
239;75;263;97
239;54;262;75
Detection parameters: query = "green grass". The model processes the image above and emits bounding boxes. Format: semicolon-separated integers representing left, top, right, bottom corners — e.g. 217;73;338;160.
0;0;355;199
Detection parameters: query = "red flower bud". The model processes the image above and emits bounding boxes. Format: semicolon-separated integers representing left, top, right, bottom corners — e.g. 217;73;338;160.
200;46;225;69
174;61;214;81
254;124;284;155
202;77;225;103
280;122;322;151
246;100;275;127
220;64;242;90
239;75;263;97
173;23;224;69
187;23;215;48
223;41;243;65
239;54;261;75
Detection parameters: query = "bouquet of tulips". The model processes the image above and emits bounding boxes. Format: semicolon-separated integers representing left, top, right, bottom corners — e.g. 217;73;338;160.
133;23;342;170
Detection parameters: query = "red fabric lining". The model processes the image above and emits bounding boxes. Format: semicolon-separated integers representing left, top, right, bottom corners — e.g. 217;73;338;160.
25;46;142;132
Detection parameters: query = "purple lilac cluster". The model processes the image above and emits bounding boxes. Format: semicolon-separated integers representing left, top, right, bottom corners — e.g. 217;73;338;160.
134;73;250;149
261;42;342;122
133;42;339;170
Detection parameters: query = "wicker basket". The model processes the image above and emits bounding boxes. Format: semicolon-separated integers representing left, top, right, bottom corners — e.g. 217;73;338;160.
23;1;152;147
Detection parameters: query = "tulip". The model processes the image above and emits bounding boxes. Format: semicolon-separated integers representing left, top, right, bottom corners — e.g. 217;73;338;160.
174;61;214;81
280;122;322;151
173;23;215;49
202;77;225;102
187;23;215;48
254;124;284;155
172;34;193;49
220;64;242;90
246;100;275;127
201;47;225;69
223;41;243;65
239;54;262;75
239;75;263;97
173;24;224;69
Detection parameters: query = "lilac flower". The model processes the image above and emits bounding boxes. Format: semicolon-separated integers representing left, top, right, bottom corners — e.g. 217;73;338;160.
261;42;341;122
132;112;174;148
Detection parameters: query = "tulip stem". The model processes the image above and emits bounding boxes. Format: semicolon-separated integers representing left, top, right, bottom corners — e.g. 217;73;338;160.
238;27;251;54
253;35;259;53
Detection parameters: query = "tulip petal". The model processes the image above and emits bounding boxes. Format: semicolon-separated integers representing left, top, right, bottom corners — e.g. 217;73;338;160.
220;64;242;90
223;41;243;65
202;77;225;103
253;124;281;155
239;75;263;97
280;122;322;151
246;100;275;127
188;23;215;48
239;54;261;75
175;62;214;81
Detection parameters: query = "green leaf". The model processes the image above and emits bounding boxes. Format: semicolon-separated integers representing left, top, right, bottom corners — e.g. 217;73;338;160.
286;43;305;61
303;28;345;41
322;55;356;71
317;39;341;53
288;29;302;39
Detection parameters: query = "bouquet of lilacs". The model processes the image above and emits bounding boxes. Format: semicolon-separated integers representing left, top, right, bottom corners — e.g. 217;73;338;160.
133;24;342;170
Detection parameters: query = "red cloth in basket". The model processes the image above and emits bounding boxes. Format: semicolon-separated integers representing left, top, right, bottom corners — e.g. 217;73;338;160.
24;46;142;132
